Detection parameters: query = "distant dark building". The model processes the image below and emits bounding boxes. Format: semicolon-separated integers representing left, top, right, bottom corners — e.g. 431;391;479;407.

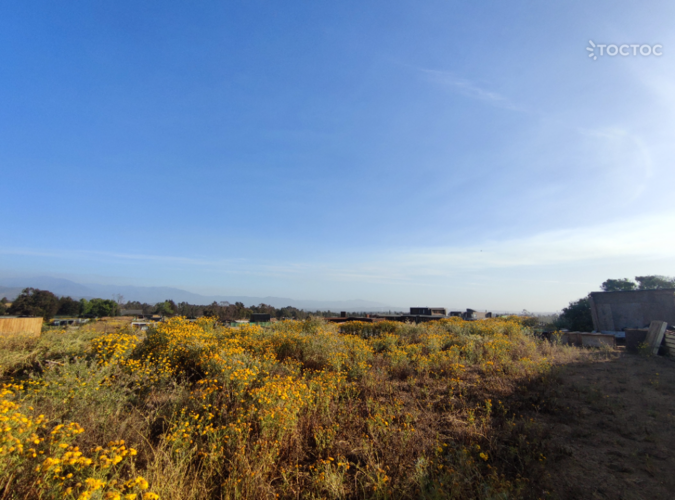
448;309;492;320
250;313;271;323
461;309;492;320
367;307;448;324
409;307;447;316
463;308;477;320
474;311;492;319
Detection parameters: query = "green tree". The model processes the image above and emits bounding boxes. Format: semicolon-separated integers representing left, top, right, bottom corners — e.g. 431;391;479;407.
56;296;83;316
80;298;91;316
0;297;7;315
601;278;637;292
635;275;675;290
175;301;201;318
155;300;176;317
123;301;153;315
555;296;593;332
8;288;59;320
87;298;119;318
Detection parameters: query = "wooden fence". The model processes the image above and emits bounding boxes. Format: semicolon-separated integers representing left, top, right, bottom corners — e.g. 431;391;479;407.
0;317;43;336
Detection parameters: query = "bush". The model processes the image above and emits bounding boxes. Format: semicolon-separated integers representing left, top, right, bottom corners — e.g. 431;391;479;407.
556;297;594;331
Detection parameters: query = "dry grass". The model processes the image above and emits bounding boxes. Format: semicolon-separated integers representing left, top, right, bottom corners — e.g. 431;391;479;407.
0;316;587;499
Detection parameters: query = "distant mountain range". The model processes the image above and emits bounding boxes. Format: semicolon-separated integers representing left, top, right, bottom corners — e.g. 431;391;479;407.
0;276;405;312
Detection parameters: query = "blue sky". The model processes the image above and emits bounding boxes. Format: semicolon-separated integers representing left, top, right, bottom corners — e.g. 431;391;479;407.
1;0;674;310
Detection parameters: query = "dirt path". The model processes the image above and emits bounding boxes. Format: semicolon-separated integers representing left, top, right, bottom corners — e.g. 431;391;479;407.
533;349;675;499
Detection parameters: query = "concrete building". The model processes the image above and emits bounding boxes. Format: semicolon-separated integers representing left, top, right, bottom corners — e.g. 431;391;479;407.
409;307;447;316
450;309;492;320
472;311;493;320
589;289;675;333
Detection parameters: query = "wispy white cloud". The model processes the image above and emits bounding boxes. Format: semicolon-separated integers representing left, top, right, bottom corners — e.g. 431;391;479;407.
571;126;654;202
265;212;675;286
416;68;521;111
403;213;675;271
0;247;245;268
3;212;673;285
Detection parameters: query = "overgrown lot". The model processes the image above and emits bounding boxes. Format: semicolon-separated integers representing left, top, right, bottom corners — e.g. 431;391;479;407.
1;317;582;499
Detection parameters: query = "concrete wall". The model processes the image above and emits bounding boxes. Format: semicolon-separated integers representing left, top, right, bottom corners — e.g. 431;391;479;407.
589;289;675;331
474;312;493;320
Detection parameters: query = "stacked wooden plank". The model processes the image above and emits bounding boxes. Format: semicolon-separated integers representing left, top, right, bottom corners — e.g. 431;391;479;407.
663;331;675;357
0;317;43;336
645;320;668;355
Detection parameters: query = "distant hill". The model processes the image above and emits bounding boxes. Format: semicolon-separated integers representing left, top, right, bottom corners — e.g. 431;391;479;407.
0;276;404;312
0;277;98;299
0;286;23;301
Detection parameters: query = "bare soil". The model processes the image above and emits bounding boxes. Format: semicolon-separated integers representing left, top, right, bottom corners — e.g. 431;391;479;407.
530;348;675;499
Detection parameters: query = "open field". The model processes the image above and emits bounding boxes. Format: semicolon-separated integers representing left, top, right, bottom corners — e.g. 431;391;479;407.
1;317;672;499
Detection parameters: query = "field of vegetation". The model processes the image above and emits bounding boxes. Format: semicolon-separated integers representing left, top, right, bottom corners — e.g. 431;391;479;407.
0;316;582;499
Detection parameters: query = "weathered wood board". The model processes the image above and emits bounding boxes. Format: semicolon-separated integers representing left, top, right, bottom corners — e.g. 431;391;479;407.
0;317;43;336
664;332;675;357
645;320;668;355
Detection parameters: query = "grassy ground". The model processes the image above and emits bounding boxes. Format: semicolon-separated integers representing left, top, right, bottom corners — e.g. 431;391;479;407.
0;317;626;499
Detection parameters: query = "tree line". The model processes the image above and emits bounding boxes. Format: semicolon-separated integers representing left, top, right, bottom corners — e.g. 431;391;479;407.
0;288;338;321
600;275;675;292
0;288;119;319
556;274;675;331
125;299;336;322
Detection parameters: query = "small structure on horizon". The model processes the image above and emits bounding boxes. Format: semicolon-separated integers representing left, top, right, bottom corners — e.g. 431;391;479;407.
120;309;143;317
131;321;154;331
51;318;89;327
409;307;447;316
375;307;448;324
449;309;493;320
250;313;272;324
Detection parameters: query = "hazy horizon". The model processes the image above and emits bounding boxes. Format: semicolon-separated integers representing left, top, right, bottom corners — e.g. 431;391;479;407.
0;273;565;314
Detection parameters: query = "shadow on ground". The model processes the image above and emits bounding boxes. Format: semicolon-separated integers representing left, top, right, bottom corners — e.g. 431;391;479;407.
520;348;675;499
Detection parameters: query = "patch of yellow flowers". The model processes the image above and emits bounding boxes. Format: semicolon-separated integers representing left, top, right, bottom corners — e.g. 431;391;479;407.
2;314;547;498
0;384;158;499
